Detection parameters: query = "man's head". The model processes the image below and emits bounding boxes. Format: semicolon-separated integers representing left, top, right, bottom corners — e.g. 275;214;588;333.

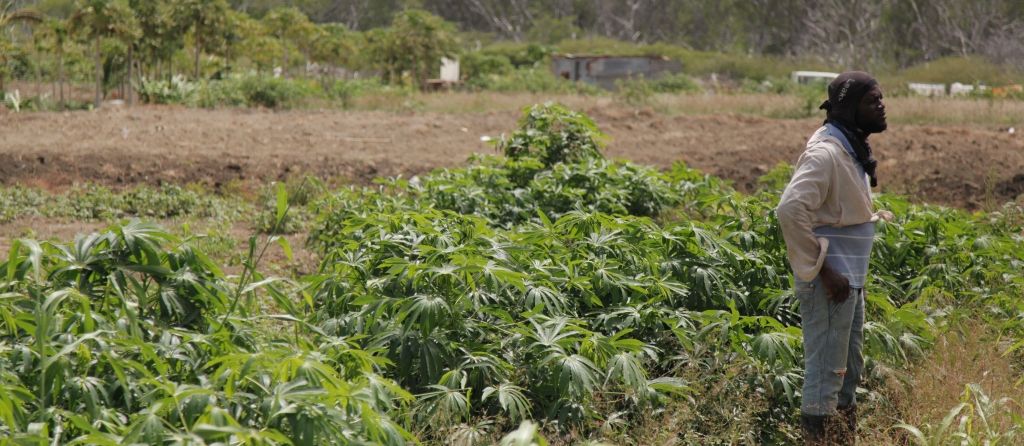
855;84;886;134
820;71;887;134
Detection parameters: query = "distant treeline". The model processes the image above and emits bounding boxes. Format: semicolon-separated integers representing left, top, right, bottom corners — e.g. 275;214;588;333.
21;0;1024;71
2;0;1023;112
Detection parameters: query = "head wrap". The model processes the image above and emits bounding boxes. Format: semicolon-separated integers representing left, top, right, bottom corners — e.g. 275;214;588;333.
819;71;880;187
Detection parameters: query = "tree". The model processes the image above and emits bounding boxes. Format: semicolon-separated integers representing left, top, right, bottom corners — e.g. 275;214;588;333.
71;0;139;108
179;0;229;79
309;22;360;73
0;2;45;93
388;9;459;91
463;0;536;42
130;0;182;81
215;9;250;71
261;7;314;76
363;26;400;84
798;0;887;71
37;17;73;110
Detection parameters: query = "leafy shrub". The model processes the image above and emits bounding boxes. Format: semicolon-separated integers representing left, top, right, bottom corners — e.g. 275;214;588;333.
251;180;317;234
325;77;394;108
412;154;681;227
237;73;322;108
496;103;607;167
615;74;654;108
137;72;323;109
649;71;702;93
0;183;246;223
461;51;514;80
195;76;249;107
480;42;553;68
0;220;411;445
135;75;200;106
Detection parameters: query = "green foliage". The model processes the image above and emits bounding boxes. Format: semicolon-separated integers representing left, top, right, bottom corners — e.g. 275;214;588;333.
0;214;413;445
648;71;701;94
0;183;246;223
135;74;199;105
614;74;654;108
460;50;514;80
496;103;607;167
235;71;319;108
371;9;459;90
136;72;322;108
6;105;1024;444
324;77;394;108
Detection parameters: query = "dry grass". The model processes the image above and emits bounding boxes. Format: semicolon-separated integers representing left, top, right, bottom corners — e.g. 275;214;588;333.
348;91;617;114
10;79;1021;126
345;91;1024;127
885;96;1024;126
845;321;1024;445
898;323;1024;434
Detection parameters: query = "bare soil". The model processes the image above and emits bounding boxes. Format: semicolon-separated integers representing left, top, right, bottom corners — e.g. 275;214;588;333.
2;105;1023;209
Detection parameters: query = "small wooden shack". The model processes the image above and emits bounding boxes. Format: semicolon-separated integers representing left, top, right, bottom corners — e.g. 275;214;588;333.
550;54;682;91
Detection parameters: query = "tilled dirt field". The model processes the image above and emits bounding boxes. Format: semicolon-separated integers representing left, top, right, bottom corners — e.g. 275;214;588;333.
3;105;1024;209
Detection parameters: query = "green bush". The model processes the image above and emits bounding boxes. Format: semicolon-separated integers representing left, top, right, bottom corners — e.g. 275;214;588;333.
238;73;322;108
0;219;410;445
615;74;655;107
496;103;607;167
325;77;396;107
649;71;702;93
135;75;200;106
136;73;323;109
460;51;514;80
480;41;552;68
0;183;246;223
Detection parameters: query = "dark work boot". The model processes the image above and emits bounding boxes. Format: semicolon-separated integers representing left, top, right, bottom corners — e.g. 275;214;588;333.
835;404;857;445
801;413;829;446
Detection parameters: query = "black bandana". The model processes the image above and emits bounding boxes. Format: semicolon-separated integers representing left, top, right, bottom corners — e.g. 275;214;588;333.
819;72;879;188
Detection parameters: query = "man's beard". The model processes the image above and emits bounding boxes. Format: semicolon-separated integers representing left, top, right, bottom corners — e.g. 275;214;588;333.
858;118;887;134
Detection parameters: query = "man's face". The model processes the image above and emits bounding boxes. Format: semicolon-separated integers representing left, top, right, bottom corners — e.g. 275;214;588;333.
856;85;887;133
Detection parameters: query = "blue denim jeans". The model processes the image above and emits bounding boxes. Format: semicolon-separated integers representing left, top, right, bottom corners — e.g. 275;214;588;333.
795;274;864;416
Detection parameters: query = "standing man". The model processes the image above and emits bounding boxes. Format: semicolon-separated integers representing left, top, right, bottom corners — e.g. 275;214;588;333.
777;71;891;445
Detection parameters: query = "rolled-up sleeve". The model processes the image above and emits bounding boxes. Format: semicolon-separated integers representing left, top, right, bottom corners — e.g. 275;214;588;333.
777;150;832;282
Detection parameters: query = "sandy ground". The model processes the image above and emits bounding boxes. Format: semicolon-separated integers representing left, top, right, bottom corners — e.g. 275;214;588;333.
2;105;1024;210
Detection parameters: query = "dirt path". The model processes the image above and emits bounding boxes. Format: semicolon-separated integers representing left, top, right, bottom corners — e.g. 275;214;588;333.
2;105;1023;209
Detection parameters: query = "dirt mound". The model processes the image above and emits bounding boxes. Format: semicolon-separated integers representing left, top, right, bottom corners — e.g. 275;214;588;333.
2;106;1023;210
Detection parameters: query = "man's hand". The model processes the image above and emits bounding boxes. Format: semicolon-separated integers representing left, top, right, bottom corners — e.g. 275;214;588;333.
819;260;851;303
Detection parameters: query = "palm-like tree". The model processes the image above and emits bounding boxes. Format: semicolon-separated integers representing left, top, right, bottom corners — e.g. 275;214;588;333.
70;0;139;108
262;7;314;77
37;18;74;110
178;0;228;79
0;2;45;93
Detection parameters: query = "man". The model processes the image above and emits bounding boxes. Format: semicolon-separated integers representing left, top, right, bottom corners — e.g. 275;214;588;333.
776;71;892;445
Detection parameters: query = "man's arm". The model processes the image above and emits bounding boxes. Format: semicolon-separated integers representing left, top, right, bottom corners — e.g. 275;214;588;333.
776;149;850;301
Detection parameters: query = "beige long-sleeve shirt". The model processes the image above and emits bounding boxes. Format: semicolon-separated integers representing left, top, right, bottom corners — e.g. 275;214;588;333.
777;126;889;282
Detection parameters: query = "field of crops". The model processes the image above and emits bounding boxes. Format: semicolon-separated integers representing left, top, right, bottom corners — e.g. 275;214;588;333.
1;104;1024;445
